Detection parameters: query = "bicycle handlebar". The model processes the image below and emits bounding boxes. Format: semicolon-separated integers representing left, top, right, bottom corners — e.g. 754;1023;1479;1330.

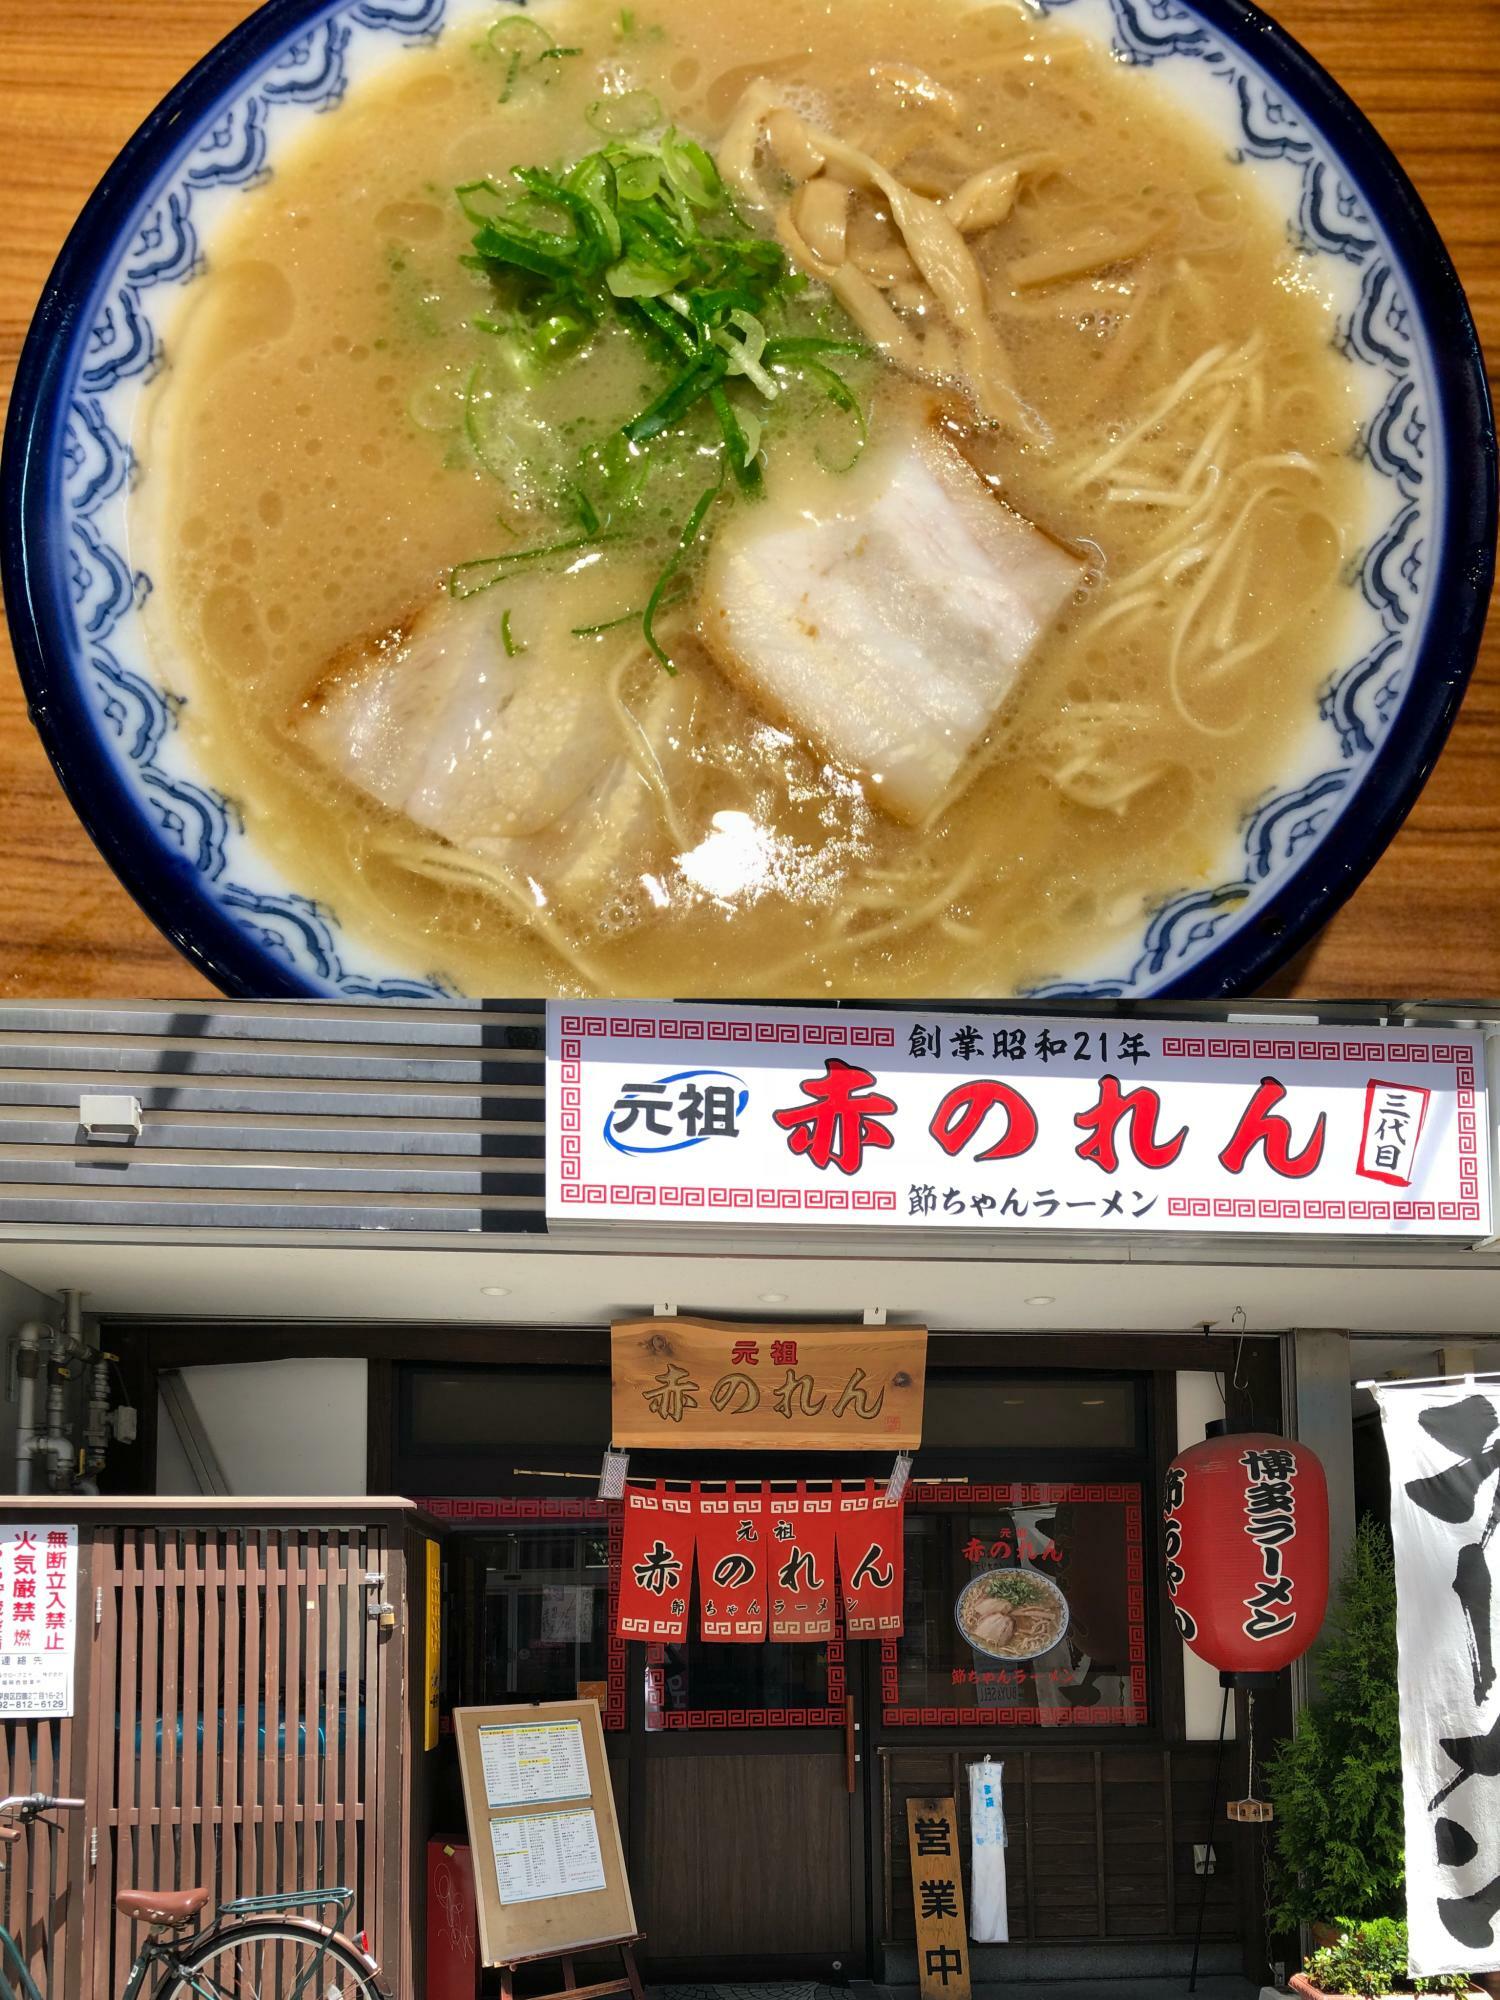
0;1795;85;1829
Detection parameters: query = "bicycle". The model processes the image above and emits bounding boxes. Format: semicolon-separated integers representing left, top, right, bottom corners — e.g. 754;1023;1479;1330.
0;1795;388;2000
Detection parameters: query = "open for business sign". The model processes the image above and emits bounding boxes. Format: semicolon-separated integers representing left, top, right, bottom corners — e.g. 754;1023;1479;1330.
544;1004;1489;1238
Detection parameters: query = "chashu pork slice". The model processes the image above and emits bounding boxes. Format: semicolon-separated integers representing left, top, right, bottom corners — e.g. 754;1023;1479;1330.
290;592;684;921
700;415;1084;824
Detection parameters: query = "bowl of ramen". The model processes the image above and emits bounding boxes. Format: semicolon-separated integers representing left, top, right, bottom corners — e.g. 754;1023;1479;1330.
2;0;1493;997
956;1568;1069;1662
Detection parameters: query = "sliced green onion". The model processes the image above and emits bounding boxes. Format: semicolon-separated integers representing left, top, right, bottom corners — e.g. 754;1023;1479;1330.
487;15;557;102
487;16;554;59
643;477;722;673
571;607;644;637
463;363;508;481
500;609;526;656
613;154;662;201
773;355;868;471
450;531;617;599
708;383;762;492
455;178;512;229
623;358;723;443
660;127;721;210
587;90;663;138
570;483;603;536
715;308;778;398
607;257;677;300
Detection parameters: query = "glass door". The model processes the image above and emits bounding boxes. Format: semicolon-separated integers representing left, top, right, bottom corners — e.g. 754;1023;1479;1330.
468;1520;617;1708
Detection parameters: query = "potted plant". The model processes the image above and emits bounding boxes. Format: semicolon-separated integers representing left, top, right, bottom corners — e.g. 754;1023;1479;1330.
1290;1918;1473;2000
1265;1519;1406;1942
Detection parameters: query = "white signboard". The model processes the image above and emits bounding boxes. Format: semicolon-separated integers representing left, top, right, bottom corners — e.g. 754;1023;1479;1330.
545;1004;1488;1237
480;1719;591;1808
1374;1379;1500;1976
490;1809;607;1905
0;1525;78;1719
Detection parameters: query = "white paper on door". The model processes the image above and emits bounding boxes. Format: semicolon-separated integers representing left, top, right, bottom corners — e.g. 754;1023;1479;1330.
490;1809;607;1905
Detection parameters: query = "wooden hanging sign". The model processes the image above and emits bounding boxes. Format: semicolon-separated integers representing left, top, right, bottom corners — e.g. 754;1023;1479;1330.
907;1795;972;2000
611;1317;927;1450
454;1699;637;1965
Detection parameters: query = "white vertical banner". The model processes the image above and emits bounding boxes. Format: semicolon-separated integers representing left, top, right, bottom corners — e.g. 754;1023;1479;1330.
968;1757;1009;1944
1374;1380;1500;1976
0;1525;78;1720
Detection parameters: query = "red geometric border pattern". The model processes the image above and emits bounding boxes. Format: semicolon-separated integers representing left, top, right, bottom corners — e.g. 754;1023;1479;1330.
882;1484;1148;1729
1157;1038;1475;1064
557;1184;900;1210
644;1638;844;1730
417;1496;627;1732
1164;1197;1482;1221
558;1015;896;1046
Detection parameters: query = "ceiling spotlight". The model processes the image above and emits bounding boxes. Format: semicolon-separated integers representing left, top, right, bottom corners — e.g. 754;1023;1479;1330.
479;1285;511;1299
1024;1294;1054;1306
759;1290;788;1304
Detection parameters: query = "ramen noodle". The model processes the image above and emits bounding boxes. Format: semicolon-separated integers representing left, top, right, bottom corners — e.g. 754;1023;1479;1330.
141;0;1369;995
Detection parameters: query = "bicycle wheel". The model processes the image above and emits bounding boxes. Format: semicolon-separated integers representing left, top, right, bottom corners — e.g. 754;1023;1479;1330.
152;1917;386;1999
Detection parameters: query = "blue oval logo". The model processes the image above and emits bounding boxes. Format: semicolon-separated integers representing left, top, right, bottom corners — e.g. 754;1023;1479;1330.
604;1069;750;1155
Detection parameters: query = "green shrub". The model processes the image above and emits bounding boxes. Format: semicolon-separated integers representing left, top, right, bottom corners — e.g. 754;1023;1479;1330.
1264;1519;1406;1928
1303;1918;1469;1996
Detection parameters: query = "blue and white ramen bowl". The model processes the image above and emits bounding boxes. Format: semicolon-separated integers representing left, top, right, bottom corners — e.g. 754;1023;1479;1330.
1;0;1493;997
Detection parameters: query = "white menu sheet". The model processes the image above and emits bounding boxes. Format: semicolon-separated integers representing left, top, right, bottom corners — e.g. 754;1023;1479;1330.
480;1718;591;1808
490;1809;607;1905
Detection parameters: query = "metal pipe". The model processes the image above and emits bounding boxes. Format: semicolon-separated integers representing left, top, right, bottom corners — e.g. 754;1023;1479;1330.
81;1355;112;1490
39;1326;75;1494
12;1321;50;1496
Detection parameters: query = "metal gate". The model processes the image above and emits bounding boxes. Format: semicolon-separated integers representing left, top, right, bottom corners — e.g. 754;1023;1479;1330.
0;1502;425;2000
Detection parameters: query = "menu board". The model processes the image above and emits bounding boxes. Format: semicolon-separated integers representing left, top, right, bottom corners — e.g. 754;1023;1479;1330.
480;1718;590;1807
454;1699;637;1964
491;1809;607;1904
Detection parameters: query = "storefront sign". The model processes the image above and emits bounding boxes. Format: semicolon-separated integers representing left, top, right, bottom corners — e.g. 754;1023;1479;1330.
1373;1379;1500;1977
547;1004;1488;1236
907;1796;971;2000
616;1479;905;1643
0;1524;77;1719
611;1317;927;1450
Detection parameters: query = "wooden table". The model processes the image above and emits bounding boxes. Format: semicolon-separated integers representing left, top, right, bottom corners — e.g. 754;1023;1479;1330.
2;1;1496;999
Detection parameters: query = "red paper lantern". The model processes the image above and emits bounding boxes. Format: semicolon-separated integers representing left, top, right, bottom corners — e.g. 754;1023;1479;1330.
1163;1429;1329;1678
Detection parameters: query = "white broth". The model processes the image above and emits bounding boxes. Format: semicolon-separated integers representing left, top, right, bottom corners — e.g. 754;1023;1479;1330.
142;0;1368;995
